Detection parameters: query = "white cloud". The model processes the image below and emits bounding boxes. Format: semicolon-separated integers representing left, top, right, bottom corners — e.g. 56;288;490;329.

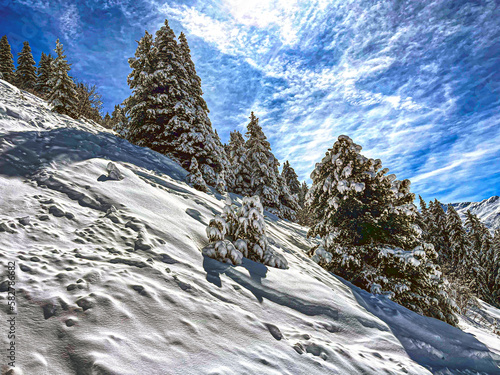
59;4;81;40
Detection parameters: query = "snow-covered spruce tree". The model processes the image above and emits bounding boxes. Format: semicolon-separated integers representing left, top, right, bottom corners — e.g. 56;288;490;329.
111;104;129;139
296;181;312;226
427;199;451;262
225;130;248;193
203;196;287;268
35;52;53;98
278;174;300;221
282;161;301;196
241;112;297;220
48;39;78;118
464;210;489;298
306;135;457;326
125;31;160;146
186;157;208;192
446;204;469;264
174;30;228;189
16;41;37;91
0;35;15;83
444;204;478;309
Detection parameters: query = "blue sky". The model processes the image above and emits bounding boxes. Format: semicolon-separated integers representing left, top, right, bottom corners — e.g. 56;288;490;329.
1;0;499;204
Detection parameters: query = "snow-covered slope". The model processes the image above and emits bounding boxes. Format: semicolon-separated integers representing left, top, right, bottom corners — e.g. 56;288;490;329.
451;197;500;230
1;79;499;375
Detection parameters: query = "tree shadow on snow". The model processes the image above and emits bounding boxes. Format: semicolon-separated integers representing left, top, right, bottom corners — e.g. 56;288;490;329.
202;255;339;321
336;276;500;374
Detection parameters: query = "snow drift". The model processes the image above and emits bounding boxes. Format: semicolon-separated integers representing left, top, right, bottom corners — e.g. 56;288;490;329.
0;79;499;374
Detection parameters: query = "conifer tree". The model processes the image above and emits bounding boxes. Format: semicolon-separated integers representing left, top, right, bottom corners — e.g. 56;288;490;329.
307;135;457;325
125;31;160;146
35;52;53;98
446;204;469;264
16;41;37;90
282;160;301;196
464;210;488;298
103;112;112;128
48;39;78;118
427;200;450;261
0;35;15;83
226;130;247;193
111;104;129;138
242;112;281;213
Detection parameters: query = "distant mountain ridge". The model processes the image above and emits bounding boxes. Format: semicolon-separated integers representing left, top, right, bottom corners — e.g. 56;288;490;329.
450;196;500;230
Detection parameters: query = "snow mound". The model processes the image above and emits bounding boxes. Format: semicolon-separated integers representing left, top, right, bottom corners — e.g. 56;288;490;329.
1;79;499;374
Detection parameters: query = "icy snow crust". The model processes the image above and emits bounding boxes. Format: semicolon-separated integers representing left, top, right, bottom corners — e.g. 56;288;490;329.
0;79;499;374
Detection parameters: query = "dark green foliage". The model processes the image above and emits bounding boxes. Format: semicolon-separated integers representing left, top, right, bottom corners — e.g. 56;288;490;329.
307;135;457;326
16;41;37;90
48;39;78;118
35;52;53;97
282;161;301;196
0;35;15;83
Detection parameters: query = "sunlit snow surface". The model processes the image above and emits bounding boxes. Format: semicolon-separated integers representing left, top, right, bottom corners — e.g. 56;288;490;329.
0;80;499;374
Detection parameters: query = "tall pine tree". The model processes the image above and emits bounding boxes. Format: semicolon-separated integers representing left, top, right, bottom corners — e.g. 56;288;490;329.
125;31;161;146
48;39;78;118
0;35;15;83
35;52;53;98
225;130;247;193
282;161;301;196
16;41;37;90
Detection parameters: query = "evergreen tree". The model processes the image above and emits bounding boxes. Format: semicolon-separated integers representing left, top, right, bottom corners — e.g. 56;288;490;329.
299;181;308;208
102;112;112;128
464;210;488;298
111;104;129;138
0;35;15;83
306;135;457;325
226;130;247;193
47;39;78;118
172;29;228;189
446;204;469;264
125;30;160;146
16;41;37;90
427;199;450;262
178;32;207;112
278;174;300;221
35;52;53;97
126;21;227;190
242;112;281;214
282;160;301;196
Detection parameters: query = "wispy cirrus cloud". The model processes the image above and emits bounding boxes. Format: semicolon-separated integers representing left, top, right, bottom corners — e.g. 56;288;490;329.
155;0;500;204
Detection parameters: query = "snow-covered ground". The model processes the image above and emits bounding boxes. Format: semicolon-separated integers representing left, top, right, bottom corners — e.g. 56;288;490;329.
0;79;499;374
451;197;500;231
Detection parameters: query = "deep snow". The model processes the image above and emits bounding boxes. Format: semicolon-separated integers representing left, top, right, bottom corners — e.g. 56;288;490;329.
0;79;499;375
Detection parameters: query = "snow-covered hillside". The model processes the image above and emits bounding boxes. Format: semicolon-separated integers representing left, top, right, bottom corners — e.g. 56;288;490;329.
451;197;500;231
1;79;499;375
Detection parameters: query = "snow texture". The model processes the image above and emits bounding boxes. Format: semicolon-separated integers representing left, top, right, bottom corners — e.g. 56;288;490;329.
0;79;499;374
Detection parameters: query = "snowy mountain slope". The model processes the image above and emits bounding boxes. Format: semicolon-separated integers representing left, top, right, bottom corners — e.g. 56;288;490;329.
0;79;499;375
450;197;500;231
